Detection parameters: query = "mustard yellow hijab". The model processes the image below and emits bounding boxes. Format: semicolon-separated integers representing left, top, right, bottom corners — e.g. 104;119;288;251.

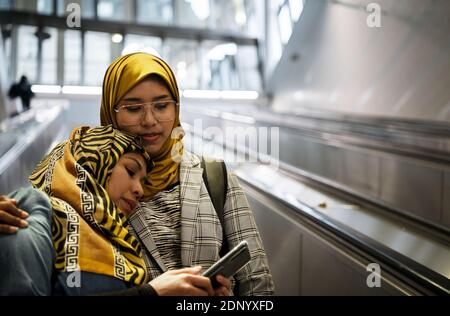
100;52;183;198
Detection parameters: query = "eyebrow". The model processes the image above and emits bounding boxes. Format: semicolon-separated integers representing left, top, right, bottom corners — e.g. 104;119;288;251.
122;95;172;103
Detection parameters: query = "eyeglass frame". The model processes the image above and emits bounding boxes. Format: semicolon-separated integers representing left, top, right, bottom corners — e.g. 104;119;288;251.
113;100;178;124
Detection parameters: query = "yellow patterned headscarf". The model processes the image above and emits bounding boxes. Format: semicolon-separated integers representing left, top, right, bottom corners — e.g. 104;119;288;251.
100;52;183;198
29;125;152;285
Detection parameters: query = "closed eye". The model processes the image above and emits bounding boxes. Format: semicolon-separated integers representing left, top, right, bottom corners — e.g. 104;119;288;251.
123;105;143;112
125;167;136;177
154;102;169;110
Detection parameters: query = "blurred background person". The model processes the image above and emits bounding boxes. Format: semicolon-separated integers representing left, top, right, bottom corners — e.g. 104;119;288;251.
8;75;34;113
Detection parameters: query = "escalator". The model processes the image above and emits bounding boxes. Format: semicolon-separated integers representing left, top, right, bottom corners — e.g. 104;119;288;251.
181;102;450;295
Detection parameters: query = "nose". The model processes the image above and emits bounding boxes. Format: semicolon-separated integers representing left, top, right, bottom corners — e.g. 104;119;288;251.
132;180;144;200
141;106;158;126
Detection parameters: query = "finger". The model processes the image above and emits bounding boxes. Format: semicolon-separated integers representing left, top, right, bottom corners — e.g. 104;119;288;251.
0;195;12;202
0;201;29;219
215;275;231;289
214;286;230;296
0;210;28;228
171;266;202;275
0;224;19;234
0;196;15;204
186;275;214;296
184;285;209;296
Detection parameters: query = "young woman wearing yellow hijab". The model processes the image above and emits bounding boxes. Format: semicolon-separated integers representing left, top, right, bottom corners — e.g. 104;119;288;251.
100;53;184;198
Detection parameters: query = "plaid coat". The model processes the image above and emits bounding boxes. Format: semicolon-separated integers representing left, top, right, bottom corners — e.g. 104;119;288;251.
130;152;275;296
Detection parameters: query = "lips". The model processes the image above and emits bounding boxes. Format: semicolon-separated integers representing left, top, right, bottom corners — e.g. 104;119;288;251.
122;198;137;212
140;133;161;142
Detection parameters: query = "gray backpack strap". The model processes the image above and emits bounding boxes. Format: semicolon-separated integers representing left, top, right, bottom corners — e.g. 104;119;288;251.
201;156;228;256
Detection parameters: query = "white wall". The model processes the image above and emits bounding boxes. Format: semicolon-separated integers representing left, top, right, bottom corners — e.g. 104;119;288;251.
267;0;450;122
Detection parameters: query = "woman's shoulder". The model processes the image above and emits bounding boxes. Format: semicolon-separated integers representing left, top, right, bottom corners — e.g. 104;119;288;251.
180;151;202;168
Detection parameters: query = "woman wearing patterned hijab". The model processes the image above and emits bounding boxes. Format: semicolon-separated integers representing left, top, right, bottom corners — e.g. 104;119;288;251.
29;125;151;293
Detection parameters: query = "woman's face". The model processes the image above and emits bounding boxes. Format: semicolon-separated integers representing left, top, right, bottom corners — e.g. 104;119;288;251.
107;152;147;217
115;77;177;157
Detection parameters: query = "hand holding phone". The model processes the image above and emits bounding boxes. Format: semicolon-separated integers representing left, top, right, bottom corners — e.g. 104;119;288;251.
202;240;251;287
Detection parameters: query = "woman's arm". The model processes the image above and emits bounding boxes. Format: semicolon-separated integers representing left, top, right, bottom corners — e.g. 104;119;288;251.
96;283;158;296
97;267;230;296
0;187;54;295
223;172;275;296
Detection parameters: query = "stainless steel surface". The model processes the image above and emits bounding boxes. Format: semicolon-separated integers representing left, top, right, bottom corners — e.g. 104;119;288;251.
244;170;425;295
300;233;404;296
380;157;443;224
248;194;302;295
443;172;450;228
338;146;381;196
0;101;69;193
245;184;413;295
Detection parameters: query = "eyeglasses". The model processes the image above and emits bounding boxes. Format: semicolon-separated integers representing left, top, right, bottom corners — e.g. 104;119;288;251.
114;100;177;126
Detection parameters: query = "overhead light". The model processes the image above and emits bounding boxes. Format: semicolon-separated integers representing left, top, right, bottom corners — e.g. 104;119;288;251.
278;5;292;44
183;90;221;99
289;0;304;22
112;33;123;43
182;90;259;100
235;10;247;26
62;86;102;95
221;90;259;100
31;85;61;94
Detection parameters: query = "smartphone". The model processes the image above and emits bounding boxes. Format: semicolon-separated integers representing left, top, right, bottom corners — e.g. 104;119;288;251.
202;240;251;286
